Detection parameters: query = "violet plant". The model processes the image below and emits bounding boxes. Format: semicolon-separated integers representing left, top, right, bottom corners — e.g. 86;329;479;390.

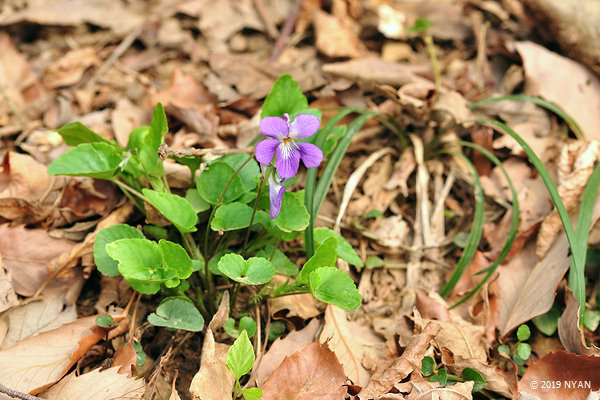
46;74;364;342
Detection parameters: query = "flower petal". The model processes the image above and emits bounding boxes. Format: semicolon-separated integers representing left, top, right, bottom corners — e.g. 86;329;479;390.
260;116;289;139
297;142;323;168
275;143;301;179
255;139;280;165
268;176;286;219
288;114;320;139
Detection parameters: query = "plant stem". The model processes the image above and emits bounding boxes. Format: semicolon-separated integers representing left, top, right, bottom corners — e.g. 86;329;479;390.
424;34;441;93
242;173;265;257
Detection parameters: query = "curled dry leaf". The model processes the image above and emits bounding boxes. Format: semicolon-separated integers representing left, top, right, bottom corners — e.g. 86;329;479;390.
254;318;320;387
557;289;600;356
0;257;18;314
261;342;347;400
112;342;138;377
519;351;600;400
313;9;365;58
0;316;103;394
358;321;442;399
40;367;144;400
270;291;322;321
322;58;427;87
42;47;98;89
0;296;76;350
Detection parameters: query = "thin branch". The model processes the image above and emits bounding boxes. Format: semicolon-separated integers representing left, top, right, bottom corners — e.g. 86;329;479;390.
157;143;253;160
270;0;304;62
0;384;44;400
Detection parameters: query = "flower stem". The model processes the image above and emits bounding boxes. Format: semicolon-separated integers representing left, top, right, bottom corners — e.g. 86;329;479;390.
242;173;265;258
424;34;441;93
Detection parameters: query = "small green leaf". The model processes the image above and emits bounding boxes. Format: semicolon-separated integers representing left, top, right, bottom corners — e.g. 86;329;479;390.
147;297;204;332
133;342;146;366
516;343;531;361
94;224;144;277
452;231;470;249
217;254;274;285
106;238;172;294
96;314;117;328
242;387;262;400
197;162;244;205
261;74;308;119
532;302;561;336
407;17;432;34
159;239;193;279
421;356;435;376
142;225;168;241
516;324;531;341
57;122;112;146
221;154;260;192
224;316;257;338
583;310;600;332
428;368;447;386
497;344;510;358
365;256;385;269
211;202;254;231
142;189;198;233
274;191;310;232
150;103;168;150
268;321;285;341
208;250;233;276
512;354;524;365
362;210;383;218
226;330;255;380
313;227;363;267
462;368;487;392
185;188;210;213
256;246;298;276
48;142;122;179
309;267;362;310
297;237;337;285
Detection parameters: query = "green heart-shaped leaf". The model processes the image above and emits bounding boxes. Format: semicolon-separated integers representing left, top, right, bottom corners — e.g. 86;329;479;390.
274;191;309;232
211;202;254;231
217;254;274;285
221;154;260;192
197;162;244;205
159;239;193;280
57;122;112;146
94;224;144;276
48;142;122;179
142;189;198;232
261;74;308;119
147;297;204;332
296;237;337;285
309;267;362;310
313;227;363;267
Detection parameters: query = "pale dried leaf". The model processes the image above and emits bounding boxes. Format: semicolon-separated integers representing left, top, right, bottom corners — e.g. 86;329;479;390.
112;342;138;377
322;58;427;87
40;367;144;400
319;305;372;387
313;9;365;58
42;47;97;89
111;98;147;148
358;322;442;399
385;148;416;196
261;342;347;400
519;351;600;399
558;289;600;356
254;318;320;386
269;293;322;320
0;316;100;394
0;296;76;350
372;215;409;248
0;151;57;202
0;256;18;314
513;40;600;141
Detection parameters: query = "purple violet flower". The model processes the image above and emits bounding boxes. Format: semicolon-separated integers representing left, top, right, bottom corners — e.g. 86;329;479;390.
255;114;323;179
267;172;286;219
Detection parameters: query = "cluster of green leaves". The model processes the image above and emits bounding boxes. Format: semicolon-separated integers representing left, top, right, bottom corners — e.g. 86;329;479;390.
49;76;365;336
421;356;486;393
498;324;531;368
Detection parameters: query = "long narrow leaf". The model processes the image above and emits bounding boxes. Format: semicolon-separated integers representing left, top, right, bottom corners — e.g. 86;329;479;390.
469;95;584;139
304;109;357;257
450;141;520;307
440;152;485;297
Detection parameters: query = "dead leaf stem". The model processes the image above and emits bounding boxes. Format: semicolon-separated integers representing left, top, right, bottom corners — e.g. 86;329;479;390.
0;384;44;400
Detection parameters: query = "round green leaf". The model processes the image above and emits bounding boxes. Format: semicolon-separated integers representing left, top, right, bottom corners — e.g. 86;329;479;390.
94;224;144;277
142;189;198;233
516;324;531;341
158;239;193;279
421;356;435;376
309;267;362;310
185;188;210;213
516;343;531;360
462;368;487;392
313;227;363;267
196;162;244;205
147;297;204;332
268;321;285;341
211;202;254;231
260;74;308;119
221;154;260;192
297;237;337;285
48;142;122;179
274;191;309;232
96;314;117;328
224;316;257;338
242;388;262;400
217;254;274;285
226;330;254;379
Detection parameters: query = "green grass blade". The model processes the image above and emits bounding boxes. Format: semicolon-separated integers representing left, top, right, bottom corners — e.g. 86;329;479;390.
304;108;357;258
439;152;485;298
449;141;520;307
570;163;600;319
469;94;584;139
313;112;376;218
473;119;589;321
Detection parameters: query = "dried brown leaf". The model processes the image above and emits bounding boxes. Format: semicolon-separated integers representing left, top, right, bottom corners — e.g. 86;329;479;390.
557;289;600;356
0;316;102;394
254;318;320;386
322;58;427;87
0;151;56;202
0;256;18;314
519;351;600;400
313;9;365;58
112;342;138;377
42;47;97;89
40;367;144;400
261;342;347;400
358;322;442;399
270;293;322;321
513;40;600;141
